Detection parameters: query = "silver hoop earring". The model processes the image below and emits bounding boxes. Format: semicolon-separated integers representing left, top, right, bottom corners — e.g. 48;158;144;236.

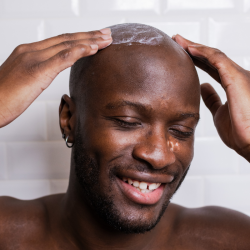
65;136;74;148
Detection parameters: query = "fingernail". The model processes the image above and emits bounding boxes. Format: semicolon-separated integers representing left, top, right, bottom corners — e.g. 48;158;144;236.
172;35;176;40
188;45;200;48
90;44;98;50
101;34;112;40
100;28;111;34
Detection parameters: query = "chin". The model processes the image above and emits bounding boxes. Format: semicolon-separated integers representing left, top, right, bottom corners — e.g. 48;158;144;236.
105;199;170;234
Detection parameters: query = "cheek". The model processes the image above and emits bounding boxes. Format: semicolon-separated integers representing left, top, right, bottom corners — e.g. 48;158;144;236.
172;139;194;170
83;124;137;163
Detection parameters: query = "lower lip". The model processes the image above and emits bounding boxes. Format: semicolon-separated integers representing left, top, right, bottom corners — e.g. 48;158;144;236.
117;178;164;205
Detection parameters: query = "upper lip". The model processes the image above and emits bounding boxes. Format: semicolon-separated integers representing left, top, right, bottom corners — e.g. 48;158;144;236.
117;169;175;184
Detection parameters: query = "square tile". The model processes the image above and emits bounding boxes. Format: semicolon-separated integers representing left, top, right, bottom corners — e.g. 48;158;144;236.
7;142;71;179
0;143;7;179
204;176;250;213
166;0;235;10
0;19;42;61
2;0;77;18
190;138;239;175
0;102;46;141
0;180;50;200
46;101;62;141
44;18;125;38
50;179;69;194
145;22;200;42
171;176;204;208
208;18;250;56
82;0;161;13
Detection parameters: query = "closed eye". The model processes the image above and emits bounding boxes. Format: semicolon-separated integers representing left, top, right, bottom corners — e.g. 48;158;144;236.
113;118;141;128
104;116;142;129
169;128;193;140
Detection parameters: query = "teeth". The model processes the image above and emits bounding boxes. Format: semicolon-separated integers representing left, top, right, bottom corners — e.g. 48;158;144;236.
122;177;161;193
148;183;157;190
122;177;128;182
156;183;161;188
133;181;140;188
139;182;147;190
128;178;133;185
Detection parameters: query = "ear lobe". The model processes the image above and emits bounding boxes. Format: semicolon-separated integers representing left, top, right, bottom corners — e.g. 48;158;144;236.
59;94;76;143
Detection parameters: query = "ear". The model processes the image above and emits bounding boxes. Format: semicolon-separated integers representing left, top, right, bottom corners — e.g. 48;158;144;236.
59;94;76;143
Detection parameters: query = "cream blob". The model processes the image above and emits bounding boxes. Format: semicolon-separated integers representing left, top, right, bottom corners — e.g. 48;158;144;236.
109;23;165;46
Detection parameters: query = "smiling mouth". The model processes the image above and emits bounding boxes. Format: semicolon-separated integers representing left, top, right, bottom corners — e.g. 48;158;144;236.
121;177;162;193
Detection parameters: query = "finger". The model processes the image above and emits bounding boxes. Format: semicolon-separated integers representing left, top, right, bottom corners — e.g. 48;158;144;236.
172;34;200;51
201;83;222;117
33;36;112;61
37;44;98;89
192;57;221;83
172;34;241;86
12;28;112;54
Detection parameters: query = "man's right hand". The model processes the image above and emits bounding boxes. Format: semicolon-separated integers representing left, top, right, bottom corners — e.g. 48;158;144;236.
0;28;112;128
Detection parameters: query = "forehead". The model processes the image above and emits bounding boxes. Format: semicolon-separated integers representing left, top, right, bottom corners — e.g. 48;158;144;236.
83;43;200;113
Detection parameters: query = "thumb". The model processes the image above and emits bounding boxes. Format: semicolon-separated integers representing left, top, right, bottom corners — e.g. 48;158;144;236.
201;83;222;117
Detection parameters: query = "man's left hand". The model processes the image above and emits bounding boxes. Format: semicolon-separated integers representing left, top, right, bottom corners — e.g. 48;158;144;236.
173;34;250;162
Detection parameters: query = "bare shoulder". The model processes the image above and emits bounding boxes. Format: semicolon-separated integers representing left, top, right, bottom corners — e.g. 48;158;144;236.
169;203;250;250
0;194;63;249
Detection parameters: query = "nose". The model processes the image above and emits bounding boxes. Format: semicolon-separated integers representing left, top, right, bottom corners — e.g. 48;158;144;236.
132;128;176;170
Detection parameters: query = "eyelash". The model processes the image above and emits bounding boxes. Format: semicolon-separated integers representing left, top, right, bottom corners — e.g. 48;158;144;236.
114;118;141;128
169;129;193;140
112;118;194;139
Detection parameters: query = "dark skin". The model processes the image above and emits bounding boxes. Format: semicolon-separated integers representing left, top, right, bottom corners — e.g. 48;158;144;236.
0;26;250;249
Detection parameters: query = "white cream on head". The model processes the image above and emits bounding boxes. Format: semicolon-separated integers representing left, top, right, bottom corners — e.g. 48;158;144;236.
110;23;165;46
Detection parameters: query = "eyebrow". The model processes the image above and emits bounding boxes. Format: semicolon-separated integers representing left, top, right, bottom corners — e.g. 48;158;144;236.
105;100;150;112
105;100;200;121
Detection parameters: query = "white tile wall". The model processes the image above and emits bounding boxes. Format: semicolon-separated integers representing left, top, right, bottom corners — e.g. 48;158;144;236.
144;22;200;42
82;0;161;15
44;18;125;38
204;176;250;213
0;102;46;141
0;180;51;200
244;0;250;12
37;68;70;101
46;101;62;141
7;142;70;179
0;143;7;179
171;176;204;207
190;138;239;175
0;0;250;217
208;18;250;56
0;19;42;61
50;179;69;194
167;0;236;10
2;0;77;18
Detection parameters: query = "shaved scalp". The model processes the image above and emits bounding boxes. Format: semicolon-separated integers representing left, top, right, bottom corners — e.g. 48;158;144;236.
69;23;194;106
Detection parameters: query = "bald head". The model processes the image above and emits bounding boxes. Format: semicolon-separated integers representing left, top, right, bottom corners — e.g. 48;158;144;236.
69;23;199;111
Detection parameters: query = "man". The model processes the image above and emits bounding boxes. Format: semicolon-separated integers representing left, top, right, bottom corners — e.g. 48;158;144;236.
0;23;250;249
